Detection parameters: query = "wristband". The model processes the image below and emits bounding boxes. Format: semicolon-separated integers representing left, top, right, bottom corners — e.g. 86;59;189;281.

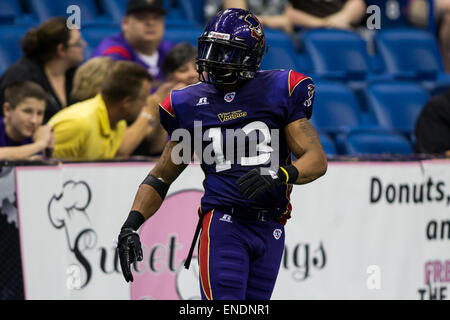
140;111;156;127
141;174;170;200
278;165;299;184
122;210;145;231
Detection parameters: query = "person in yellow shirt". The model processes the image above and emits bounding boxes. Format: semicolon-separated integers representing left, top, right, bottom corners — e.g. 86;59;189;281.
49;61;152;161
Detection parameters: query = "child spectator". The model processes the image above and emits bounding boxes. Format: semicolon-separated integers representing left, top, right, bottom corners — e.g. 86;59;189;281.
0;81;54;160
162;42;198;87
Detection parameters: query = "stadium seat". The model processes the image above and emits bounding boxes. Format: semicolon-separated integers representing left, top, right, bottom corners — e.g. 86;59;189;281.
25;0;109;25
364;82;430;134
318;131;338;156
302;29;375;81
0;0;25;24
374;28;445;80
341;129;413;155
261;28;299;71
309;81;366;133
181;0;205;26
83;25;121;58
164;26;204;46
0;25;29;74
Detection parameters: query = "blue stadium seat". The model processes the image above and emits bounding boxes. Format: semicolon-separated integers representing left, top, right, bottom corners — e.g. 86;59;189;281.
364;82;430;134
25;0;109;25
309;81;365;133
318;131;338;156
375;28;444;81
164;26;204;46
83;25;121;58
0;0;27;24
341;129;413;155
261;29;299;71
0;25;28;74
302;29;375;81
181;0;205;26
99;0;126;23
296;53;313;75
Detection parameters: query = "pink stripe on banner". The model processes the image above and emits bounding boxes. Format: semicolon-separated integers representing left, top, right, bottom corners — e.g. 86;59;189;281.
60;162;155;169
328;161;422;167
15;165;60;172
15;162;157;171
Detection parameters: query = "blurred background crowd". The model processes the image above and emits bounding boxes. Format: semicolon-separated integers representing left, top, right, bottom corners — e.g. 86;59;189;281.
0;0;449;161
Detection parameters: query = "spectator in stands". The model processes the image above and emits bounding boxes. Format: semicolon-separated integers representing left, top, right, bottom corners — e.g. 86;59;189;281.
130;43;199;157
162;42;198;87
48;61;152;161
0;17;85;123
414;88;450;156
286;0;366;30
407;0;450;72
70;57;116;103
91;0;183;156
0;81;54;160
71;56;167;158
209;0;366;31
205;0;293;33
91;0;174;89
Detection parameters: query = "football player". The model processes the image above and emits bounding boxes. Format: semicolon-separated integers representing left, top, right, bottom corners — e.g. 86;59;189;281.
117;8;327;300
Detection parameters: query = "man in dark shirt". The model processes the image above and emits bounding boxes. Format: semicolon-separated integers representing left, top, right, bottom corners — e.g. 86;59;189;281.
415;89;450;156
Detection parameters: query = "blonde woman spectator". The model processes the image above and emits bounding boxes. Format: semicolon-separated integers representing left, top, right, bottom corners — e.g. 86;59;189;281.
71;57;116;103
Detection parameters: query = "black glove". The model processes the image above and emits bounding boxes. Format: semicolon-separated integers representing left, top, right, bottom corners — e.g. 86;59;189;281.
117;227;143;282
236;167;287;200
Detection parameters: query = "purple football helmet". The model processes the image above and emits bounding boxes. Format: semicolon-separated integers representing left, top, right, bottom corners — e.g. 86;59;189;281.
196;8;266;85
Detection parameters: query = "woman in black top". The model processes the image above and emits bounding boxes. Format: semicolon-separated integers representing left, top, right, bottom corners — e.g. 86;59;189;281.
0;17;85;123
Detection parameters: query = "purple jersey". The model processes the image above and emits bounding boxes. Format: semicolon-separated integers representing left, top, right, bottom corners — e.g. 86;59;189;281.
0;117;33;147
90;33;175;85
160;70;315;224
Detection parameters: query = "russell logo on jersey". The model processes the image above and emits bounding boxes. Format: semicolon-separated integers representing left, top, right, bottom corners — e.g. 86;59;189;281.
196;97;209;106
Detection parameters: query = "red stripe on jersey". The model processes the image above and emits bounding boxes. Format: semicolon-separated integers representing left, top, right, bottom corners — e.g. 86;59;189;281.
103;46;131;60
159;94;175;117
289;70;311;96
199;210;214;300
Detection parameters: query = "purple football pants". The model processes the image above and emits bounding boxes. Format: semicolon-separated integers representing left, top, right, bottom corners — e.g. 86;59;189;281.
198;208;285;300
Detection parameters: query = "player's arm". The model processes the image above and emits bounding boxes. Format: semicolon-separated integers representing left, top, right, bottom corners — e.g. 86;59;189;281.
283;118;328;184
129;140;188;219
117;140;189;282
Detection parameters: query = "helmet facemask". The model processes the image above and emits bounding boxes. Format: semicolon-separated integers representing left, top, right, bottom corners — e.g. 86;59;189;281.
196;36;265;85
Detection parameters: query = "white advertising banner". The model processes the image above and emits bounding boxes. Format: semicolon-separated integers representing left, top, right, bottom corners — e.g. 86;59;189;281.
15;160;450;300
